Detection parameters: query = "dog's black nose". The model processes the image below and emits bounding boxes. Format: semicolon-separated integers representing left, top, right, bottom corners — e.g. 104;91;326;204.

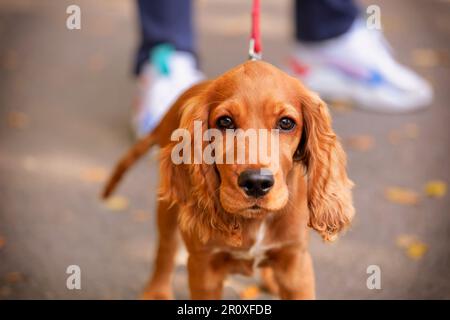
238;169;274;198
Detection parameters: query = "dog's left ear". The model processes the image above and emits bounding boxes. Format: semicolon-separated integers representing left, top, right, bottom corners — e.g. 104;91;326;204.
159;92;222;243
295;92;354;241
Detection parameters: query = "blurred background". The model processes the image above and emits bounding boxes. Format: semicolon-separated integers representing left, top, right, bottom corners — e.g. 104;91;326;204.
0;0;449;299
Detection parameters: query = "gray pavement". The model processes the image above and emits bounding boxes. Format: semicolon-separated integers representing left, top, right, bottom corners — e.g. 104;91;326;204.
0;0;449;299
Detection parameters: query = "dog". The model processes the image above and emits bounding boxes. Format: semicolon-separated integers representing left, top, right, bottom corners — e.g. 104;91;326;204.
102;60;354;299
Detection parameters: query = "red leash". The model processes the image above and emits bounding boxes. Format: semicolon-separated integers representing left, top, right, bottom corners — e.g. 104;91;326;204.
249;0;262;60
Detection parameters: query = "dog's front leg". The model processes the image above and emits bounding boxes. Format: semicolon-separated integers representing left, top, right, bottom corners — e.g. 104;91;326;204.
187;253;227;299
141;201;179;300
271;247;316;299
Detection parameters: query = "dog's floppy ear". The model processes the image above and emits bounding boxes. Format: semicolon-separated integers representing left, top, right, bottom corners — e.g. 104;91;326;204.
159;92;222;243
296;92;354;241
159;94;218;207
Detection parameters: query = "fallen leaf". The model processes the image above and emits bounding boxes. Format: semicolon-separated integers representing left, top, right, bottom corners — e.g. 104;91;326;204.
0;286;12;298
0;236;5;249
7;111;29;129
344;135;375;152
328;99;353;113
396;234;417;248
5;272;24;284
411;49;449;68
381;15;404;33
104;195;129;211
80;166;108;183
424;180;447;198
406;242;428;260
404;123;419;139
388;124;419;144
412;49;439;67
132;210;151;222
239;285;260;299
395;235;428;260
385;187;419;205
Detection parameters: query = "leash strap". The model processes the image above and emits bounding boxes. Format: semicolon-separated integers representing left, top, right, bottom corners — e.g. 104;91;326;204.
249;0;262;60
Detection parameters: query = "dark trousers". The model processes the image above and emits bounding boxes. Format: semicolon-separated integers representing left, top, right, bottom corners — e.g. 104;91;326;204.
135;0;358;74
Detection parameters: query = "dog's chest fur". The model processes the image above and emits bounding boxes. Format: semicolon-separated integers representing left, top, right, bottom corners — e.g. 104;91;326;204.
229;221;268;262
213;219;285;267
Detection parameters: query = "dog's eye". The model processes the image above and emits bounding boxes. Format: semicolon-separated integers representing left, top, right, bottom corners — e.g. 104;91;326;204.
216;116;235;130
277;117;296;131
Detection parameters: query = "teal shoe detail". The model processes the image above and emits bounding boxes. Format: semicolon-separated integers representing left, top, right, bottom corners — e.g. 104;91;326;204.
150;43;175;76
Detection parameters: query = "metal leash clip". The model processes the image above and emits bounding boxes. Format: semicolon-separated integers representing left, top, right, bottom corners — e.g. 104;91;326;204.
248;38;262;61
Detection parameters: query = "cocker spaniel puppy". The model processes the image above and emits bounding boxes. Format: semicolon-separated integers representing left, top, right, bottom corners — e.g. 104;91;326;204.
103;60;354;300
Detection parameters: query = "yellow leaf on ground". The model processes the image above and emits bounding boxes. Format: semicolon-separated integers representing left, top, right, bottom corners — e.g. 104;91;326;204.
406;242;428;260
395;234;417;248
411;49;449;68
328;99;354;113
381;15;404;33
80;167;108;183
388;124;419;144
240;285;260;299
0;236;5;249
344;135;375;152
88;52;107;72
412;49;439;67
395;235;428;260
404;123;419;139
104;195;129;211
424;180;447;198
7;111;29;129
385;187;419;205
5;272;24;284
0;286;12;298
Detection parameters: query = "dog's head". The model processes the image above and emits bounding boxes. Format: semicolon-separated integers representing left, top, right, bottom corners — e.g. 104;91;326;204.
160;61;353;243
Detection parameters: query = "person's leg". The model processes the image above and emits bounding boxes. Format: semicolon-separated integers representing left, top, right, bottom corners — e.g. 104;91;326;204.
135;0;195;75
132;0;203;138
290;0;433;113
295;0;358;42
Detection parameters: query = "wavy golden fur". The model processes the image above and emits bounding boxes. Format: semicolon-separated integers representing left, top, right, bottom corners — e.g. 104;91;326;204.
102;60;354;299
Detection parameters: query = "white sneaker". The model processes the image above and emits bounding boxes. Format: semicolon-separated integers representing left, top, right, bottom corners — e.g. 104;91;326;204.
132;45;204;138
288;20;433;113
